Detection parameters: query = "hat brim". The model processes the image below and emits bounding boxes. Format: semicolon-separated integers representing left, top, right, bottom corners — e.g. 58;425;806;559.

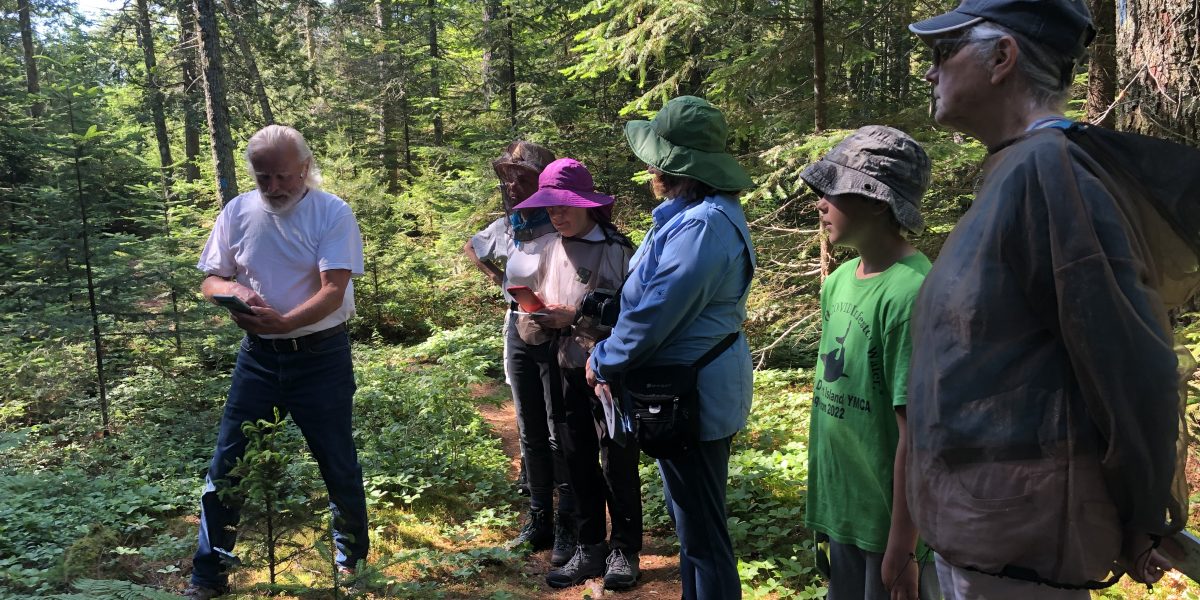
800;160;925;234
625;121;754;192
493;161;541;178
513;188;614;210
909;12;984;40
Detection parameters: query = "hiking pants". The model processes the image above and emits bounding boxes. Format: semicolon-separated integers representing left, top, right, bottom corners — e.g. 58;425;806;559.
191;331;368;589
558;367;642;551
659;435;740;600
505;323;574;514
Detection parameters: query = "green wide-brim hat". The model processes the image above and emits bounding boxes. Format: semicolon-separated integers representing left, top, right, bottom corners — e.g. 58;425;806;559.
625;96;754;192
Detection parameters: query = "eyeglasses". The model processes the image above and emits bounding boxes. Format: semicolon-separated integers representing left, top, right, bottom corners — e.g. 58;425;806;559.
930;35;999;67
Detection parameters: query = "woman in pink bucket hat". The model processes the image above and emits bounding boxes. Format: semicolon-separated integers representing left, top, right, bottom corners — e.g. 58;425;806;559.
513;158;644;591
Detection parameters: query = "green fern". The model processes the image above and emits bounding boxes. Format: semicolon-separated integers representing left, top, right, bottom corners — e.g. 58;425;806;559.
48;578;178;600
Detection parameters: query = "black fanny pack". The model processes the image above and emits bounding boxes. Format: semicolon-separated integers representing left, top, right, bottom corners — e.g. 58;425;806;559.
623;332;740;459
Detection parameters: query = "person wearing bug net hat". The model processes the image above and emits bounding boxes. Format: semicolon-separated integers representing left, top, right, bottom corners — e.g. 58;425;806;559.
585;96;756;600
463;142;582;568
905;1;1180;597
509;158;641;591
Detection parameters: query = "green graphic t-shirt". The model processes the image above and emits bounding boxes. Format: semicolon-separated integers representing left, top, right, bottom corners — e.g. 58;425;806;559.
804;252;931;553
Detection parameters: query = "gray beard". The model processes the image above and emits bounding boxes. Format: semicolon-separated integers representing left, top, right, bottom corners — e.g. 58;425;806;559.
264;188;309;212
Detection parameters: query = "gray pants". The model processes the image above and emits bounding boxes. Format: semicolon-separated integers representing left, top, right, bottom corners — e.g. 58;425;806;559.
828;541;942;600
935;555;1089;600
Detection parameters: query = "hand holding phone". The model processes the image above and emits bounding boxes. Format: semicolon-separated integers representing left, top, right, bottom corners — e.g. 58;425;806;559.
506;285;547;313
212;294;256;315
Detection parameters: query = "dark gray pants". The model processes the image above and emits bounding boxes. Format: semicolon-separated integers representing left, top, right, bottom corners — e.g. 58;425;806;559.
505;323;574;514
828;540;942;600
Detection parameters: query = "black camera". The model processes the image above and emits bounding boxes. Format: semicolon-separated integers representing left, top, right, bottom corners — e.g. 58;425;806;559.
580;289;620;328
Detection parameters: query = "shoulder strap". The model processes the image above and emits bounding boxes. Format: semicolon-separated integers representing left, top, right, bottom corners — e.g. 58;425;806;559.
692;331;740;369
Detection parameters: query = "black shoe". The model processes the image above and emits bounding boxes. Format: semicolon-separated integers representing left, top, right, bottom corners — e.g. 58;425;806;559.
603;548;640;590
550;510;578;567
545;542;607;588
506;507;553;552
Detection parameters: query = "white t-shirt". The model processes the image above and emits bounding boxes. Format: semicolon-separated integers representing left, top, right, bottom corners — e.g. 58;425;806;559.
470;216;557;302
197;188;365;338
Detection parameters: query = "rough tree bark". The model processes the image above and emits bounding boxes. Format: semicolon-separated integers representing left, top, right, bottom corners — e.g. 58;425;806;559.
136;0;183;352
1116;0;1200;144
812;0;828;131
1087;0;1118;127
506;4;518;132
482;0;500;103
18;0;43;119
176;0;203;183
376;0;399;192
194;0;240;204
428;0;443;146
222;0;274;124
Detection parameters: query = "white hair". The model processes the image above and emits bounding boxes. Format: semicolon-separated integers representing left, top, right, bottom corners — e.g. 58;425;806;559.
967;22;1077;111
244;124;323;189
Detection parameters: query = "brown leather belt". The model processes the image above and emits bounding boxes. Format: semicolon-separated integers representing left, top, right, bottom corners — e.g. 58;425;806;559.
249;323;347;353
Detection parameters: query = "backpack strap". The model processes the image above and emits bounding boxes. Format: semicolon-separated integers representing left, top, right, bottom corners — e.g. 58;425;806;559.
692;331;740;370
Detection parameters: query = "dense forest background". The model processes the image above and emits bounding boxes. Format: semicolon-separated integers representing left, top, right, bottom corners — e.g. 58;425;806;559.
2;0;1199;598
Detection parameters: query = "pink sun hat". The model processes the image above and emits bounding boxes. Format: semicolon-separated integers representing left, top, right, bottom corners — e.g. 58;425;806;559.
513;158;615;210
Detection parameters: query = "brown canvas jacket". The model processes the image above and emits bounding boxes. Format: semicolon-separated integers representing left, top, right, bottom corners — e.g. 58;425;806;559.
906;128;1179;585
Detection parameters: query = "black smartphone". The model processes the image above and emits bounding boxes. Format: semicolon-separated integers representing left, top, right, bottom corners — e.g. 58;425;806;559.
212;294;255;315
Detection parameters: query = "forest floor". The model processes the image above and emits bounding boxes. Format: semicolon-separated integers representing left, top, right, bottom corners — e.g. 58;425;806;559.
473;382;685;599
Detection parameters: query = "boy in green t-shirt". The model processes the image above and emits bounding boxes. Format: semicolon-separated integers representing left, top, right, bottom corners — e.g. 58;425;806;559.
799;126;940;600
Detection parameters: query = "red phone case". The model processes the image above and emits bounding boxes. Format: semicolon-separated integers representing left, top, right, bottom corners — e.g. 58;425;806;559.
506;286;546;313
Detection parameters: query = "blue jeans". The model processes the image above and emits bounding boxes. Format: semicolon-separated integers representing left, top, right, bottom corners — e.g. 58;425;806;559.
191;331;368;589
659;436;739;600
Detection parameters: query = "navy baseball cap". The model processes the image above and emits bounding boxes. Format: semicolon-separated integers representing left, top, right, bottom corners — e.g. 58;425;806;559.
909;0;1095;59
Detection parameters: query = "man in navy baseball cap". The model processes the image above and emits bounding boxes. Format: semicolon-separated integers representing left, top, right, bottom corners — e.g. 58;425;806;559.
905;0;1181;598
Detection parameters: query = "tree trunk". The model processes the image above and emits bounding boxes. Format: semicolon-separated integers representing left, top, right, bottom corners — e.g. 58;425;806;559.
302;0;317;64
812;0;828;131
194;0;240;204
428;0;443;146
137;0;183;351
505;2;517;133
376;0;399;192
177;0;203;183
18;0;43;119
137;0;175;191
402;93;413;174
1086;0;1118;127
1116;0;1200;144
65;91;109;436
222;0;274;124
482;0;499;103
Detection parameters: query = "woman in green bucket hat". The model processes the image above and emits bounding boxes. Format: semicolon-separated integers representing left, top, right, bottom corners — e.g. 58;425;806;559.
586;96;757;600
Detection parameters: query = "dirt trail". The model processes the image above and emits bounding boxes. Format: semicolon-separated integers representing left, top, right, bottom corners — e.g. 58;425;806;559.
475;384;684;599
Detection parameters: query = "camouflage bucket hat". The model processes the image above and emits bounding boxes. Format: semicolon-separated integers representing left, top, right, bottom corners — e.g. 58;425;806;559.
800;125;931;234
492;140;556;179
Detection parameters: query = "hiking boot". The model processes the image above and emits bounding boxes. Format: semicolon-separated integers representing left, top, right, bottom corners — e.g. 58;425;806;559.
550;510;578;567
182;584;226;599
603;548;640;590
545;542;607;588
506;507;553;552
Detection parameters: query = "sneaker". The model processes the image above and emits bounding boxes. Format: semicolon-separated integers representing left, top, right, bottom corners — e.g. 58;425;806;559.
545;542;607;588
182;584;226;599
506;507;553;552
603;548;640;590
550;510;578;567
